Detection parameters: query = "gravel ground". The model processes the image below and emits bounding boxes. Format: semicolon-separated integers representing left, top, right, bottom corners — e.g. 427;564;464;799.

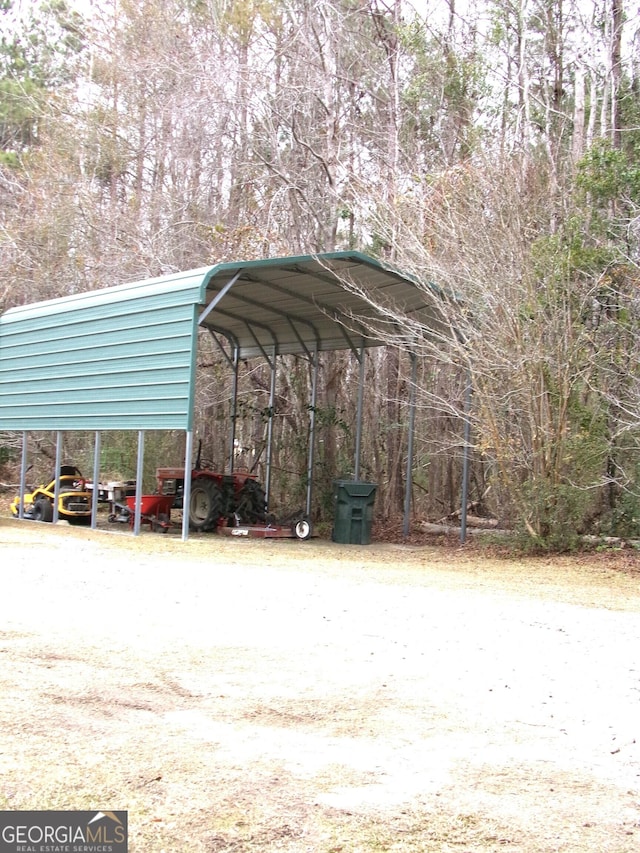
0;517;639;852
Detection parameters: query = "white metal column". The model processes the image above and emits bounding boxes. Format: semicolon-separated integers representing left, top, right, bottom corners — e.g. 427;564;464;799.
52;431;63;523
182;430;194;541
91;431;101;529
133;431;145;535
265;346;277;506
306;344;319;516
403;353;417;538
18;431;28;519
354;342;365;480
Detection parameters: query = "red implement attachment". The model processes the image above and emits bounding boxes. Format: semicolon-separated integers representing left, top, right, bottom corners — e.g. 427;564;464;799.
217;516;312;540
126;494;174;533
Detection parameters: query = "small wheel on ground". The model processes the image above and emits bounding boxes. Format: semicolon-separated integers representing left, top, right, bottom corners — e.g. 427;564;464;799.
293;517;312;540
33;498;53;523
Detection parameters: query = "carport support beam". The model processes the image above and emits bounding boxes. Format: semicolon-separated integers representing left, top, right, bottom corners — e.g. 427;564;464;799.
133;430;145;536
265;346;277;505
182;430;194;541
91;431;101;529
18;431;28;519
403;353;417;538
460;372;472;544
198;271;242;325
53;431;63;523
354;342;365;480
228;346;239;471
306;344;319;516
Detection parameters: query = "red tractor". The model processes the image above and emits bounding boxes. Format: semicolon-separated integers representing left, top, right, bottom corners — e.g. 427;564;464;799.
157;465;267;532
156;444;311;539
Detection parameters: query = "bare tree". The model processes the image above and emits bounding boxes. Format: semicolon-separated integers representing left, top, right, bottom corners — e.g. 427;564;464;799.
341;153;640;542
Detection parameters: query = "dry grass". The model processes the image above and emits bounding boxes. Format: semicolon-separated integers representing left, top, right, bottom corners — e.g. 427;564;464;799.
0;516;639;852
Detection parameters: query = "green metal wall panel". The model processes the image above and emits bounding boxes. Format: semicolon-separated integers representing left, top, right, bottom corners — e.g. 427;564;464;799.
0;269;208;431
0;253;436;435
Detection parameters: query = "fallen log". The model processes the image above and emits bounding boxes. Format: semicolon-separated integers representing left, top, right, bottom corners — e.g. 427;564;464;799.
461;515;499;529
419;521;510;536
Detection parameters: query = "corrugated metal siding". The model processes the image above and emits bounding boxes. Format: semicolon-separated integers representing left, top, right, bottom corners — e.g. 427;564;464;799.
0;269;208;431
0;253;440;434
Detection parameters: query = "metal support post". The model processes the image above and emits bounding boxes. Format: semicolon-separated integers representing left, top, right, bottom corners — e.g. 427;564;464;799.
182;430;194;541
403;353;417;538
133;430;145;536
306;344;319;516
53;431;63;523
354;342;365;480
18;431;28;519
264;346;277;506
91;431;101;529
228;346;239;472
460;372;472;544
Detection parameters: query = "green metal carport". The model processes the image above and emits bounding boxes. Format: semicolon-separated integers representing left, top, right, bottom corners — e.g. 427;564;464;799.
0;252;447;540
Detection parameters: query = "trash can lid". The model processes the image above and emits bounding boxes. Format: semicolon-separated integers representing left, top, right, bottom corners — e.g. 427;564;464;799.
333;480;377;497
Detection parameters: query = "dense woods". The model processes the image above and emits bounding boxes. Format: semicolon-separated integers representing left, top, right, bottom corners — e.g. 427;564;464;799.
1;0;640;548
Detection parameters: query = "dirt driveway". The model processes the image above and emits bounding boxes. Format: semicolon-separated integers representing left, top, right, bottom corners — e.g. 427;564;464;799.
0;518;639;852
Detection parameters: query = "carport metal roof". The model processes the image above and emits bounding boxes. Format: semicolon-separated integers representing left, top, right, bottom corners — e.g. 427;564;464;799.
200;251;443;358
0;251;443;433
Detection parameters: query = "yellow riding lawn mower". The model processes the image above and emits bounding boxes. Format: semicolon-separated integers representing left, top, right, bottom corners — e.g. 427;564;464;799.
11;465;93;526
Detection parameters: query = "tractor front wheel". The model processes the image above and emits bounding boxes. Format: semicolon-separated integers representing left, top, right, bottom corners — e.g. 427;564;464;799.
189;479;223;532
33;498;53;523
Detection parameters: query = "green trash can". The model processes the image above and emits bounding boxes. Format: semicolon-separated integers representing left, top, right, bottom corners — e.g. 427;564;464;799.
332;480;377;545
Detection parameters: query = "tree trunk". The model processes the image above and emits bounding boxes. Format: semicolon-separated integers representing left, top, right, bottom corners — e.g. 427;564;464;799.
610;0;624;148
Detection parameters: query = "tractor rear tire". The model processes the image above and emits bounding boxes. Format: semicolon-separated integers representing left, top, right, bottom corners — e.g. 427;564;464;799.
33;498;53;523
189;479;223;532
237;479;267;523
